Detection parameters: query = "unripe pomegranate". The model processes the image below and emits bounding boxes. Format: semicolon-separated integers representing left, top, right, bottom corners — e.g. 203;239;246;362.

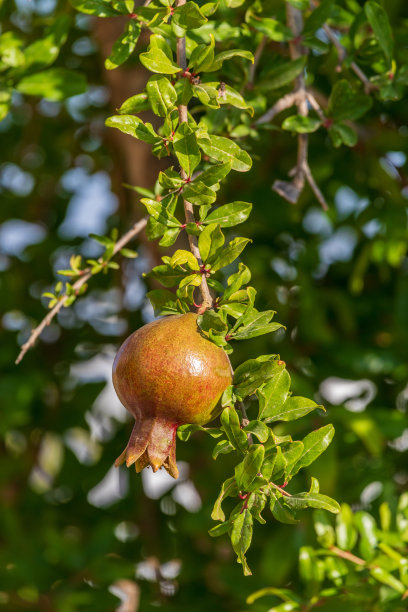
112;313;232;478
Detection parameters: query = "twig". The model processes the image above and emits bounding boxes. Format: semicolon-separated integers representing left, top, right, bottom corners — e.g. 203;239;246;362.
322;24;377;95
15;216;148;364
270;482;292;498
248;35;267;88
175;0;213;311
329;546;366;567
237;400;253;444
303;161;328;211
264;4;328;210
286;2;308;194
255;91;299;125
306;91;326;122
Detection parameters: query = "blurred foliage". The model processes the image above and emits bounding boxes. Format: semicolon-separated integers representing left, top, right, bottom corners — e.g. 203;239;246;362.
1;0;408;610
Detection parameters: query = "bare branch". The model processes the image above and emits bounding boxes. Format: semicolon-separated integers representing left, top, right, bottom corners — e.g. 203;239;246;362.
303;161;329;211
248;35;267;88
255;91;299;125
322;24;377;95
176;0;213;311
15;216;148;365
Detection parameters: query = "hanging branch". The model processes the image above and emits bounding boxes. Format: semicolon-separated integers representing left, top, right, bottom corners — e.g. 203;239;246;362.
271;3;328;211
15;216;148;364
322;24;377;95
175;0;213;311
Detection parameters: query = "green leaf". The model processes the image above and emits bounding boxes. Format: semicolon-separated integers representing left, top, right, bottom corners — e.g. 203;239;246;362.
336;504;358;551
147;289;188;316
147;264;186;287
119;248;138;258
210;237;251;272
247;587;302;605
328;80;372;122
354;511;378;561
170;249;199;270
198;135;252;172
285;492;340;514
212;439;234;459
302;0;334;38
141;198;180;227
23;16;71;70
197;310;228;336
247;15;293;42
235;445;265;491
16;69;87;101
182;181;217;205
205;82;253;113
233;358;279;400
259;57;306;91
105;20;141;70
328;123;358;148
198;162;232;187
204;202;252;228
189;35;215;73
364;1;394;65
282;115;321;134
208;521;232;537
265;395;322;424
257;367;291;421
231;311;283;340
177;424;222;441
140;48;181;74
231;509;253;575
211;477;237;521
220;407;248;453
314;510;336;548
146;75;177;117
118;93;150;114
106;115;161;145
198;223;224;262
69;0;124;17
289;424;335;478
370;567;405;594
243;420;269;443
173;123;201;176
209;49;254;72
172;2;208;29
270;493;299;524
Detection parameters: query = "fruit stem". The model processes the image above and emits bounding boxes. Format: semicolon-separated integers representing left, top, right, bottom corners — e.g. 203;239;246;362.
175;0;213;311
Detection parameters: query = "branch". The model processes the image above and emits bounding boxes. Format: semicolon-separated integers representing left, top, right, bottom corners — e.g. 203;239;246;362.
248;35;267;89
322;24;377;95
255;91;299;125
15;216;148;365
329;546;367;567
237;400;253;445
175;0;213;311
267;4;328;210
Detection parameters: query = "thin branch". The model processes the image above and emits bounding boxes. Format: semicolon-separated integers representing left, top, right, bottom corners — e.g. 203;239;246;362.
175;0;213;311
270;482;292;498
237;400;253;444
329;546;367;567
15;216;148;365
303;161;329;211
248;35;267;88
255;91;299;125
306;91;326;122
322;24;377;95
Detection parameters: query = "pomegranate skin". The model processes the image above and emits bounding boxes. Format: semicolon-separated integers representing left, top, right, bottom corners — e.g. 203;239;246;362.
112;313;232;478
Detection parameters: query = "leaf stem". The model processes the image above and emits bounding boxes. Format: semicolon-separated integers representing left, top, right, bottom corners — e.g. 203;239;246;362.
175;0;213;311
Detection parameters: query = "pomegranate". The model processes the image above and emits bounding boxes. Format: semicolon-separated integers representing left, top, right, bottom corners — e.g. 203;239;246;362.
112;313;232;478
